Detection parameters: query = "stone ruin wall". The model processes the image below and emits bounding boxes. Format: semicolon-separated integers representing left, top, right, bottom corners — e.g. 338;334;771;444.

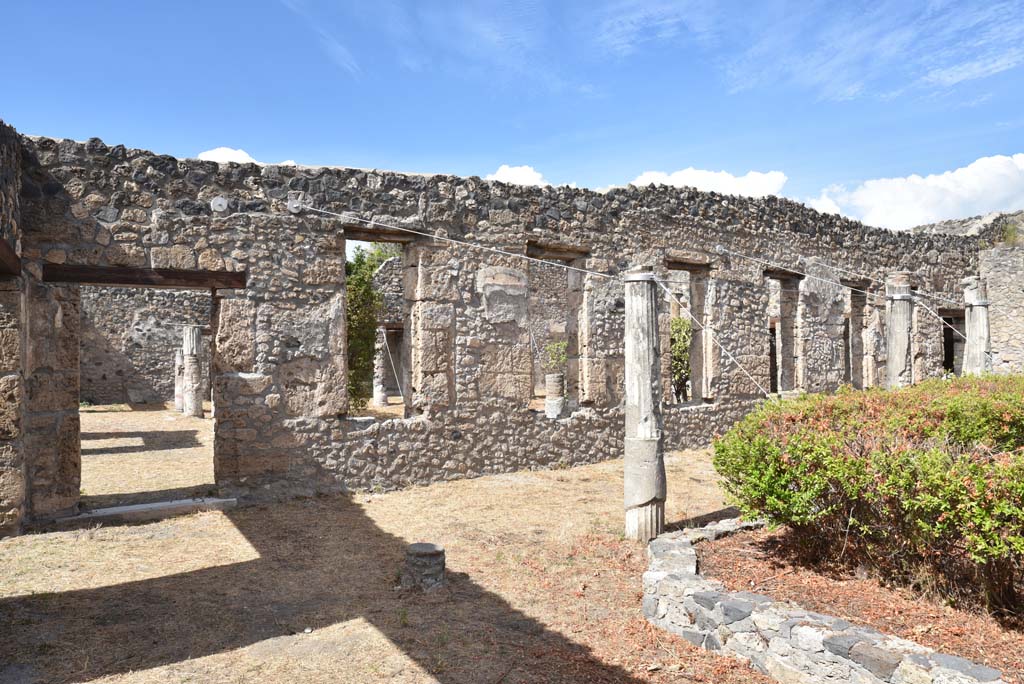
0;122;24;532
79;287;212;405
981;246;1024;375
0;120;1005;534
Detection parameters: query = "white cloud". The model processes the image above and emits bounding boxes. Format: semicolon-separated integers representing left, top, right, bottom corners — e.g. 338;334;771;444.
196;147;296;166
197;147;261;164
593;1;1024;101
485;164;550;186
808;154;1024;230
629;167;788;198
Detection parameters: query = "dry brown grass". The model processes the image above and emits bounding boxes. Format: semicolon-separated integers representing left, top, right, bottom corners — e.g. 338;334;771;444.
1;406;765;684
79;403;215;508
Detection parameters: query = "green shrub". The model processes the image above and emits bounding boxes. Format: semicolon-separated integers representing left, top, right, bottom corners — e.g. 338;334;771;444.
713;375;1024;614
543;340;568;373
670;317;693;401
346;244;401;409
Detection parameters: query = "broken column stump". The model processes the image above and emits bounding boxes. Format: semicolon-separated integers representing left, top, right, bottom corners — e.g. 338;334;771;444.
181;325;204;418
173;348;184;411
544;372;566;419
401;542;446;591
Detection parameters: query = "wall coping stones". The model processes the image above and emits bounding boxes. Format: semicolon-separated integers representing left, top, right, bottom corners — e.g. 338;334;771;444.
642;518;1006;684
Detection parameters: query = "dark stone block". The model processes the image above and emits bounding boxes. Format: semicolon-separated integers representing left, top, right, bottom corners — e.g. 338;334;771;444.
692;591;722;611
678;629;706;648
823;633;861;659
642;594;659;619
720;599;754;624
173;199;207;216
931;653;1002;682
849;641;903;680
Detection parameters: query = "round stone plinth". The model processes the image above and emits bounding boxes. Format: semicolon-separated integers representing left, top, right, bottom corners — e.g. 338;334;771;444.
401;542;446;591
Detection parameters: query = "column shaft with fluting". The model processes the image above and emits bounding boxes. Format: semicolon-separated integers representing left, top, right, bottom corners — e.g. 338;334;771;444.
181;325;204;418
885;272;914;389
624;271;666;542
962;276;991;375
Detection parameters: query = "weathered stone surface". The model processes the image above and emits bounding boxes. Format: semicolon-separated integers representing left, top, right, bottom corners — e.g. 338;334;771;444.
0;329;20;371
80;287;211;404
476;266;528;325
150;244;197;269
849;641;904;680
644;521;1007;684
0;375;22;439
215;298;255;373
5;120;1022;529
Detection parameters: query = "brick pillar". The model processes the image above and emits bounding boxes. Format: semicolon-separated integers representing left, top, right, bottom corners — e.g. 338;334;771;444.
886;272;914;388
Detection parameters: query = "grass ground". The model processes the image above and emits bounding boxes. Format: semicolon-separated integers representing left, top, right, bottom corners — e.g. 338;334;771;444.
0;406;765;684
79;403;215;508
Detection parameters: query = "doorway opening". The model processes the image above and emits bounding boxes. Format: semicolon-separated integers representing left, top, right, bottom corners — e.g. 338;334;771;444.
78;285;216;509
347;239;408;419
940;310;966;376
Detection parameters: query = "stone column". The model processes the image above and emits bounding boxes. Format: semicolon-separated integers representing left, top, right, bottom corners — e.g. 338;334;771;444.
181;325;204;418
962;276;991;375
623;270;666;542
885;272;914;388
372;328;389;407
173;348;184;411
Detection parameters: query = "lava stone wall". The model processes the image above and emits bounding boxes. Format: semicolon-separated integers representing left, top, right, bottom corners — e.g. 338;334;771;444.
0;121;24;535
80;287;212;405
981;246;1024;375
10;126;993;523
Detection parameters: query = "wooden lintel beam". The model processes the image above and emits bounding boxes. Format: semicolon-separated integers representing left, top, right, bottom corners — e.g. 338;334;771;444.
763;268;803;281
0;239;20;276
42;264;247;290
664;259;711;272
343;226;415;244
526;241;590;262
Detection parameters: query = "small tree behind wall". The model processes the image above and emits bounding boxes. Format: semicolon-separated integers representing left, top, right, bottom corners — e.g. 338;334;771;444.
670;317;693;402
346;243;402;409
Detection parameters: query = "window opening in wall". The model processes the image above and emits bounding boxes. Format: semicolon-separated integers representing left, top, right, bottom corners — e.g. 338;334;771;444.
764;271;802;394
662;262;708;406
346;239;407;419
78;285;216;510
940;311;966;376
525;245;585;415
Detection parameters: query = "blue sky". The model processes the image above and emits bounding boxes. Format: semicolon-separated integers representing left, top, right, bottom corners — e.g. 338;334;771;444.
3;0;1024;229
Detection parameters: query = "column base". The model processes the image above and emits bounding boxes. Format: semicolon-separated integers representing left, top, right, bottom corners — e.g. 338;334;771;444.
625;501;665;542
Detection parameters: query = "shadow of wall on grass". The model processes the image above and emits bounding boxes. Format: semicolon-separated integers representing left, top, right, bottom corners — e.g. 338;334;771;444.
0;496;646;684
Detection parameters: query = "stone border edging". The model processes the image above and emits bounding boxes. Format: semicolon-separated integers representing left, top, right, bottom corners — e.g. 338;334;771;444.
642;518;1006;684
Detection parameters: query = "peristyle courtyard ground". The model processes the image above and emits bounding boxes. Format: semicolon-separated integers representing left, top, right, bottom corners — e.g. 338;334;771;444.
0;405;765;684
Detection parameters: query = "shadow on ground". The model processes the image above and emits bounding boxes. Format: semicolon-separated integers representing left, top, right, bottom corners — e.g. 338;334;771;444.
0;497;646;684
80;429;204;456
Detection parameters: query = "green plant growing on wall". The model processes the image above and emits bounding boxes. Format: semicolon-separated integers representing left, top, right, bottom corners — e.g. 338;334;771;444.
543;340;568;373
670;317;693;402
346;244;402;409
1002;218;1022;246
